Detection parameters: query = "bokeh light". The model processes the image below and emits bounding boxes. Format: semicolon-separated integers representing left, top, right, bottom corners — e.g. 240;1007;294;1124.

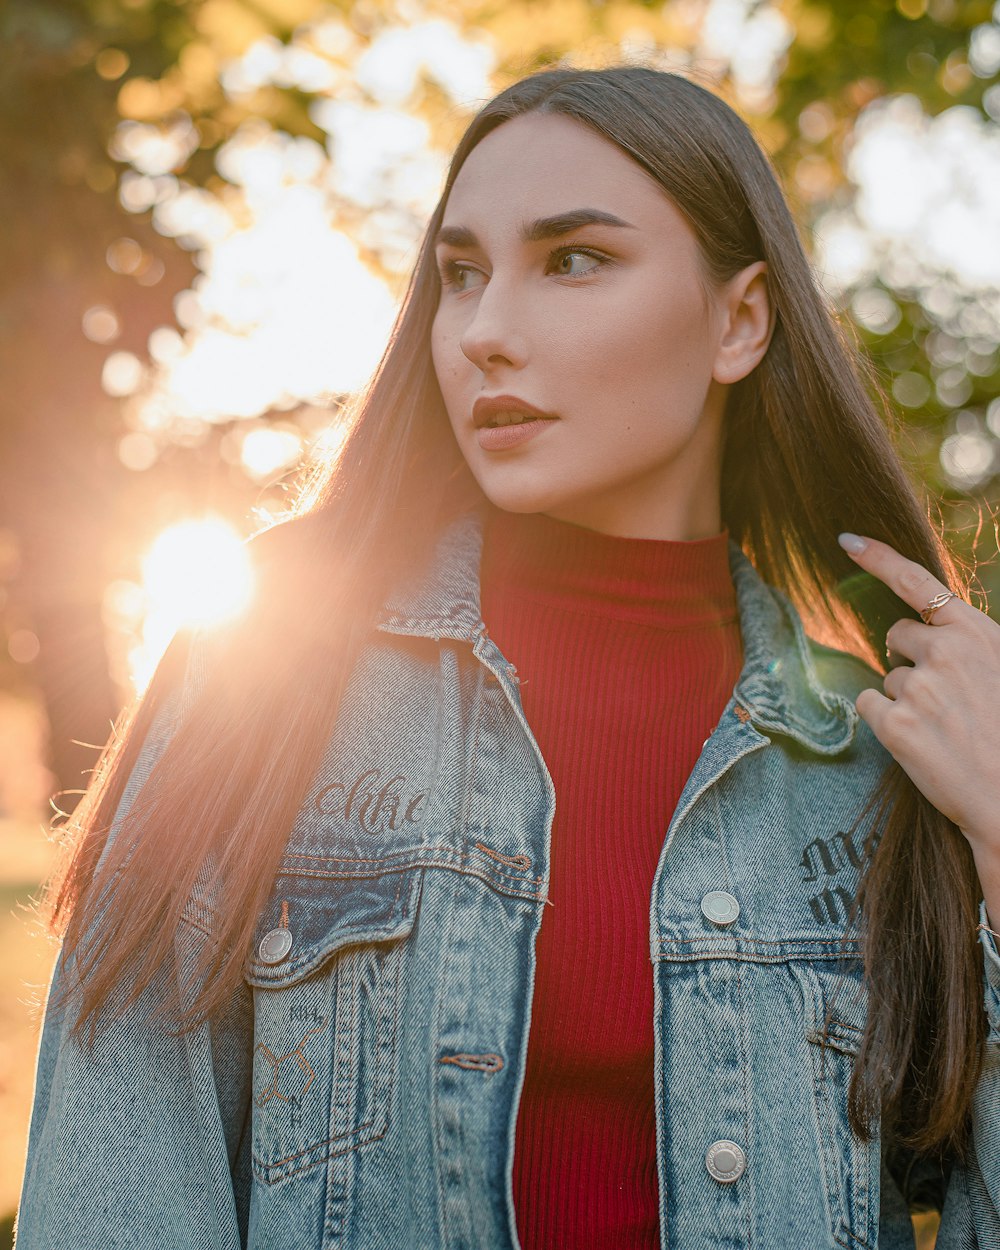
240;425;304;480
815;92;1000;336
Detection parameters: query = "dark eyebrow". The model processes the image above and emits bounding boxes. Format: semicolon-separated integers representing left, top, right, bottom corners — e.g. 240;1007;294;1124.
434;208;636;250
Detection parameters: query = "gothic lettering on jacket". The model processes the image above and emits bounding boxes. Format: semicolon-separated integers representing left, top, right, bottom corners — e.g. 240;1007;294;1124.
315;767;428;834
799;830;860;925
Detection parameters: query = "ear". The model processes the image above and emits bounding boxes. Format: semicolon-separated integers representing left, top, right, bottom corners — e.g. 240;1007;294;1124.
711;261;774;386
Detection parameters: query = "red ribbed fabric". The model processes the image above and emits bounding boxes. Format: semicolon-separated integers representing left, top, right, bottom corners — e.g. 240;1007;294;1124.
480;506;743;1250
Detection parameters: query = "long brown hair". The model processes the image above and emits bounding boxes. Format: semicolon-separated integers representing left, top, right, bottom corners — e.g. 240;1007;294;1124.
49;64;982;1156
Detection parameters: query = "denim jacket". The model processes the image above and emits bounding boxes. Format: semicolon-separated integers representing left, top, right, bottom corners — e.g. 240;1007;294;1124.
16;508;1000;1249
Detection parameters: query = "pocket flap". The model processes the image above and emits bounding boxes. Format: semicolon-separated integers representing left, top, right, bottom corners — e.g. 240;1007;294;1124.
245;868;422;988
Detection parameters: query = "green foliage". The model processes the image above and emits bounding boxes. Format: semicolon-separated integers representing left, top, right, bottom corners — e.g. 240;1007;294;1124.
771;1;999;521
1;0;998;510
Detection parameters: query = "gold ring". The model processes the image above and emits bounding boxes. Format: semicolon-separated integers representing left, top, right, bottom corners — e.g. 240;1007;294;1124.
920;590;959;625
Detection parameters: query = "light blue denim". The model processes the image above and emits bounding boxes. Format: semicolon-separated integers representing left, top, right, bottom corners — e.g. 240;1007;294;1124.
16;507;1000;1249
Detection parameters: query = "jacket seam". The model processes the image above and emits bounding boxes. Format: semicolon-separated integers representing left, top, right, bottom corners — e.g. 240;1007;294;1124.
655;936;860;948
276;846;546;889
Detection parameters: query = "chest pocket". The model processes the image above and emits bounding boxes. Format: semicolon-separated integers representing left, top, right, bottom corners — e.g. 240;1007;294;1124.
796;961;879;1249
244;868;421;1186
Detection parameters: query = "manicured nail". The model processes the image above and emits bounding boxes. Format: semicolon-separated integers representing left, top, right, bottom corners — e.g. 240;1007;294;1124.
838;532;868;555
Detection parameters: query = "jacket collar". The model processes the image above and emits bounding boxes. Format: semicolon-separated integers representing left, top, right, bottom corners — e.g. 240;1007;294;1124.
376;506;859;755
727;544;859;754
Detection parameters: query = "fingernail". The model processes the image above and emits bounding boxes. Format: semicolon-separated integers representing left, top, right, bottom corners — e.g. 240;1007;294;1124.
838;532;867;555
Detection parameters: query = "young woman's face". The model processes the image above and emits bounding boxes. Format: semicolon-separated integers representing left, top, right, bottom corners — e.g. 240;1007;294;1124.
430;111;768;540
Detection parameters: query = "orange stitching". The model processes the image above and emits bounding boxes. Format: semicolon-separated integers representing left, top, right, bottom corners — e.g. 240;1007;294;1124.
733;954;754;1247
834;1227;873;1250
254;1119;390;1183
808;1021;864;1049
259;1116;380;1169
280;899;289;928
178;911;212;938
298;861;548;901
275;854;548;898
820;1017;863;1034
252;906;411;1186
656;935;859;948
367;920;406;1155
439;1052;504;1073
474;842;532;871
254;1020;327;1107
462;666;488;834
281;843;546;886
256;953;402;1169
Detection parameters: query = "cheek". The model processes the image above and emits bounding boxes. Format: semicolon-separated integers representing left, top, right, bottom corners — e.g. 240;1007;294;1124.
430;320;445;378
567;284;708;374
430;324;454;395
607;294;712;400
431;320;468;391
430;328;469;446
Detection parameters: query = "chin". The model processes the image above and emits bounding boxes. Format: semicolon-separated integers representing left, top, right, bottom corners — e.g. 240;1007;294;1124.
475;476;573;518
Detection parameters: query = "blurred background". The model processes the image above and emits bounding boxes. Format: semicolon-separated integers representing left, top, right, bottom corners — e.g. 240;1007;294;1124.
2;0;999;1244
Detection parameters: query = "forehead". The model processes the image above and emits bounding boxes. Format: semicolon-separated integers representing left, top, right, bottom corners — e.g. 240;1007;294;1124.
442;112;677;228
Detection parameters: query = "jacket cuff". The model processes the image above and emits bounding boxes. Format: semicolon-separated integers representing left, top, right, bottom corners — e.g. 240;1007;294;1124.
979;899;1000;1042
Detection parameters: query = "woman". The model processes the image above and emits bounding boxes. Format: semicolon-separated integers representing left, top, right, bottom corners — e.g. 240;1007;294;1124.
16;64;1000;1249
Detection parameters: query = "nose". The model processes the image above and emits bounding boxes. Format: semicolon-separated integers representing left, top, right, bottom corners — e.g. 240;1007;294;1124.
458;276;528;372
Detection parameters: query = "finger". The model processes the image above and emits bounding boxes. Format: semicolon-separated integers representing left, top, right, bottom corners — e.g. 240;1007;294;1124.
838;533;965;625
855;685;895;740
882;665;911;701
885;618;935;663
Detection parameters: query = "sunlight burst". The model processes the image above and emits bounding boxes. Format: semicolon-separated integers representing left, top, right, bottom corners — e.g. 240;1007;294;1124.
130;518;255;690
142;518;254;630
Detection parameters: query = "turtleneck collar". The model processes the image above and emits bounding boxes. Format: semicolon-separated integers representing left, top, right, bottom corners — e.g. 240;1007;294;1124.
481;506;737;631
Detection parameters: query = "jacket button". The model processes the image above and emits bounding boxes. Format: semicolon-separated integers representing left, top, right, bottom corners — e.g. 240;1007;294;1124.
258;927;293;964
701;891;740;926
705;1140;746;1183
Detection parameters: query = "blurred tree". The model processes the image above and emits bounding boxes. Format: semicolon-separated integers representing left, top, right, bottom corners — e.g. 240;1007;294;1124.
0;0;202;809
0;0;330;811
763;0;1000;529
1;0;998;819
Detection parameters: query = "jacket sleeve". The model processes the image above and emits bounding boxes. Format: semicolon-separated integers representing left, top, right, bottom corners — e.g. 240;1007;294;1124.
935;907;1000;1249
15;639;253;1250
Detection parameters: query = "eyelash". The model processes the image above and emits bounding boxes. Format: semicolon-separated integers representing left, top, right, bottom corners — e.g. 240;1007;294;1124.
437;246;609;290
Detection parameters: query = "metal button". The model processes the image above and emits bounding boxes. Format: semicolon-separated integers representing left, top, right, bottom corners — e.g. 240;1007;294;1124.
701;891;740;926
258;927;293;965
705;1139;746;1183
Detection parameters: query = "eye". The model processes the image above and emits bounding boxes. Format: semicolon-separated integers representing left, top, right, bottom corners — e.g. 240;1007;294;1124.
437;260;486;292
547;247;607;277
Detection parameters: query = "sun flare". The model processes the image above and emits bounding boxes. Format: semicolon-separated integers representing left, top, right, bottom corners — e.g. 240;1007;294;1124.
129;518;255;691
142;517;254;628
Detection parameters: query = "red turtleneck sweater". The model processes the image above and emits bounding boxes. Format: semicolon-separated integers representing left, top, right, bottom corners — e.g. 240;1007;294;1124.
479;506;743;1250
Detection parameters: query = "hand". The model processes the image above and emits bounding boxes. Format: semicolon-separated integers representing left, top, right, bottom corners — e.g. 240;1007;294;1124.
838;533;1000;922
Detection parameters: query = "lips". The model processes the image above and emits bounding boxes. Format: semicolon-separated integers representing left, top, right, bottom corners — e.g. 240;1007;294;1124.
472;394;556;429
